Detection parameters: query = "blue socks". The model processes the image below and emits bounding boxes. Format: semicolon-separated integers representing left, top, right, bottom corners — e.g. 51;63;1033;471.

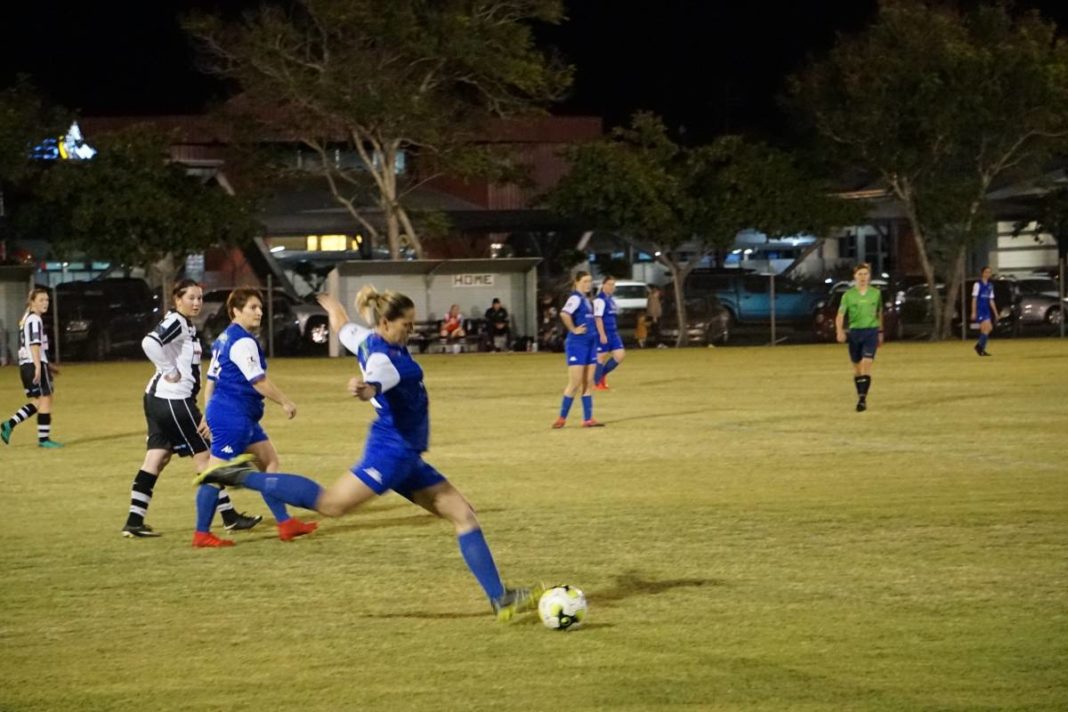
581;395;593;420
244;472;324;511
195;484;220;533
978;333;988;351
559;395;574;419
458;528;505;601
602;357;618;377
593;362;605;384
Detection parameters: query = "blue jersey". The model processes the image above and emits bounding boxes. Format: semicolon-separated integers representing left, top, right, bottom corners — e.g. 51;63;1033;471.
973;280;995;320
344;326;430;453
593;291;619;336
562;290;596;343
206;323;267;421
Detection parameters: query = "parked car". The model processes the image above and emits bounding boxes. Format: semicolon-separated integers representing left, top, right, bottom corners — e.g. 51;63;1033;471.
55;278;161;361
898;281;1016;338
998;277;1065;328
657;294;731;346
684;269;825;326
202;289;329;354
813;281;904;342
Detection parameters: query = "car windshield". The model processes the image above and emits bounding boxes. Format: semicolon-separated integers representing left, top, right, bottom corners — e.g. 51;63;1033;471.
1019;279;1058;294
613;285;647;299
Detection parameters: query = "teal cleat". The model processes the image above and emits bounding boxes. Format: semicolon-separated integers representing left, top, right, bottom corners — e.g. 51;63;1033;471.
38;439;64;449
193;453;257;488
1;421;11;445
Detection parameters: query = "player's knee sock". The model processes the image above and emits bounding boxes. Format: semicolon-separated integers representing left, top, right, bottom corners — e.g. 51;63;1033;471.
259;492;292;524
594;362;605;384
978;333;988;351
125;470;159;527
853;375;863;396
559;395;574;419
457;528;505;601
36;412;51;443
243;472;323;511
195;484;220;533
581;394;593;420
7;403;37;429
858;376;871;398
216;488;237;525
602;357;619;376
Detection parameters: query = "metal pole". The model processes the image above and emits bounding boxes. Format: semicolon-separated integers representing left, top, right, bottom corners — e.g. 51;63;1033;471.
267;274;274;358
769;273;776;346
51;280;60;363
1060;255;1066;339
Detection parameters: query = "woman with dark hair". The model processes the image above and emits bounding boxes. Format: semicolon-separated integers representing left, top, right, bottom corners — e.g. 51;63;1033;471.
971;266;998;357
552;271;603;428
2;288;62;448
593;275;626;390
196;288;316;547
195;288;542;621
121;279;261;538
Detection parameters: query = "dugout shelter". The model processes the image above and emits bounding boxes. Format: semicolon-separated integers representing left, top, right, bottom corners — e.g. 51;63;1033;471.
326;258;540;357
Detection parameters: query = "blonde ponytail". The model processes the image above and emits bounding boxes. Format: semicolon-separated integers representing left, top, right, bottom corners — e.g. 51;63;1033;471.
354;284;415;326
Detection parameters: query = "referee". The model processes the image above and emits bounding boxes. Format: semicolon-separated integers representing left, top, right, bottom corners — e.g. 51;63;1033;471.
835;263;884;412
121;280;261;538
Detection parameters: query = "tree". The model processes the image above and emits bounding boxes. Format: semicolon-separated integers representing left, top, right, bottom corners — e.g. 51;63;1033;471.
790;0;1068;338
186;0;571;259
547;113;857;346
13;126;259;287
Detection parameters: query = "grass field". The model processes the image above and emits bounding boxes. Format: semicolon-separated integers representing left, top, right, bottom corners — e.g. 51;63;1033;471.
1;339;1066;711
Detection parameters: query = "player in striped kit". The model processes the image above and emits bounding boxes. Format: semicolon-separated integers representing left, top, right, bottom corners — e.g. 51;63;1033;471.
593;275;626;390
121;280;261;539
2;288;62;448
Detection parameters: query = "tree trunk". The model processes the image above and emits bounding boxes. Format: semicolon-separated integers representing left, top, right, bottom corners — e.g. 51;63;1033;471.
900;194;943;340
660;255;695;348
939;246;967;340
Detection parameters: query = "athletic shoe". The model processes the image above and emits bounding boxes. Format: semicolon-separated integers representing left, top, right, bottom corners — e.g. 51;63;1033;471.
980;350;992;357
278;517;318;542
223;511;263;532
974;344;983;357
122;523;161;538
192;531;234;548
551;417;567;429
582;419;605;427
38;439;64;449
856;399;867;412
193;453;257;488
1;421;11;445
491;584;545;622
593;381;609;391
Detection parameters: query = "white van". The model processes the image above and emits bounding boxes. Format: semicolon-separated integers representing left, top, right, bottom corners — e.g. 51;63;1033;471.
592;279;649;313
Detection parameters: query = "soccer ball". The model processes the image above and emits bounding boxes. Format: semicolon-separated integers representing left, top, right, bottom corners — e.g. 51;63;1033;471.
538;585;588;630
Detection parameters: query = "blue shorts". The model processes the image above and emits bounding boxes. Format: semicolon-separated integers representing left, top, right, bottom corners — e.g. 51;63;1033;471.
207;413;269;459
976;306;992;323
350;430;447;500
565;336;598;366
847;328;879;363
597;333;625;354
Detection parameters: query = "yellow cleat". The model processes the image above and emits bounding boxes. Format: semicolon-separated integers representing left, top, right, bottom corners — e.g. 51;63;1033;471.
491;583;546;622
192;453;257;488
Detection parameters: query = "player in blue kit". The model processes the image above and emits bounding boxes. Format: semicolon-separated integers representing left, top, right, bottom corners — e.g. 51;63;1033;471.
971;266;998;357
552;271;603;428
194;288;542;621
592;275;626;391
196;288;317;547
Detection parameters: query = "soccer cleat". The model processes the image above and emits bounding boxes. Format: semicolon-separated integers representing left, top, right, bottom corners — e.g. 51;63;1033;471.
192;531;235;548
491;584;545;622
974;344;983;356
582;419;605;427
223;511;263;532
38;439;64;449
980;350;992;357
122;523;161;538
278;517;318;542
593;380;609;391
856;399;867;413
193;453;257;488
551;417;567;429
1;421;11;445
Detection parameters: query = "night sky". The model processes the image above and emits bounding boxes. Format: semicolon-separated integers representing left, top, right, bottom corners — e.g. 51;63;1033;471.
3;1;1068;142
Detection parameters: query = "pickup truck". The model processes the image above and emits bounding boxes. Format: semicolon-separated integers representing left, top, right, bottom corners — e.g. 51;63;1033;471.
684;270;825;326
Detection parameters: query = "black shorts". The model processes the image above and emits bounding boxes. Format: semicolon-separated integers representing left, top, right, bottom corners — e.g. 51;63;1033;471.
20;363;53;397
144;394;209;457
847;328;879;364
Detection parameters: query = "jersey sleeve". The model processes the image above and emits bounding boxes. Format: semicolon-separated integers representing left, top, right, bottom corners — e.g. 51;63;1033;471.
338;322;373;354
593;297;606;317
561;295;582;315
972;282;980;298
142;333;178;375
363;351;401;393
229;337;266;383
24;315;43;345
146;316;183;347
837;291;850;315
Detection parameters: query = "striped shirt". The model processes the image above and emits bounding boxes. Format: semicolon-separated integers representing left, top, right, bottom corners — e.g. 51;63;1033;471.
17;313;49;365
142;311;202;399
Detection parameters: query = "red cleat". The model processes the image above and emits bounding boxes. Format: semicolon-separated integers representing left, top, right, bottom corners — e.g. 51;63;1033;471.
278;517;319;541
551;417;567;429
192;531;235;548
593;380;609;391
582;419;605;428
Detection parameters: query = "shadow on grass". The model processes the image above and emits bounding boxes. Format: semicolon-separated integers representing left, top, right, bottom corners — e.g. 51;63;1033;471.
606;408;711;425
314;507;507;536
592;571;722;608
60;430;144;446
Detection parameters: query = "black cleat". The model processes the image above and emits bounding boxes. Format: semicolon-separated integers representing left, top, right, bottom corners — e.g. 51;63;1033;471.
856;399;867;412
193;454;257;488
122;523;161;538
224;511;263;531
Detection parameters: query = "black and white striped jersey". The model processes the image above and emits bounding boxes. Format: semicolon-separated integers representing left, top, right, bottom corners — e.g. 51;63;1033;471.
17;312;49;365
142;311;202;399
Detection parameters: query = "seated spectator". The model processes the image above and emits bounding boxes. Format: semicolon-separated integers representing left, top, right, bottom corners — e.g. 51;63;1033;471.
485;298;510;351
438;304;466;341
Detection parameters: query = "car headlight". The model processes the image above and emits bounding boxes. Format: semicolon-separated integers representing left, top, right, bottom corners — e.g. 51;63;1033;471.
999;307;1011;318
65;320;90;333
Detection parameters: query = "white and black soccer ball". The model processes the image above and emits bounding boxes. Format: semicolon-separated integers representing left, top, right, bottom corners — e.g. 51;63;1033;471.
538;585;588;630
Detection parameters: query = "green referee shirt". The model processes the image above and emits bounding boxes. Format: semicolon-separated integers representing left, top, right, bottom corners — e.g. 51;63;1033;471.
839;287;882;330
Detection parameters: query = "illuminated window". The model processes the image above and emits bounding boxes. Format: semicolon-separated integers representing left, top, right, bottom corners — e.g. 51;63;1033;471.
320;235;348;251
306;235;319;251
